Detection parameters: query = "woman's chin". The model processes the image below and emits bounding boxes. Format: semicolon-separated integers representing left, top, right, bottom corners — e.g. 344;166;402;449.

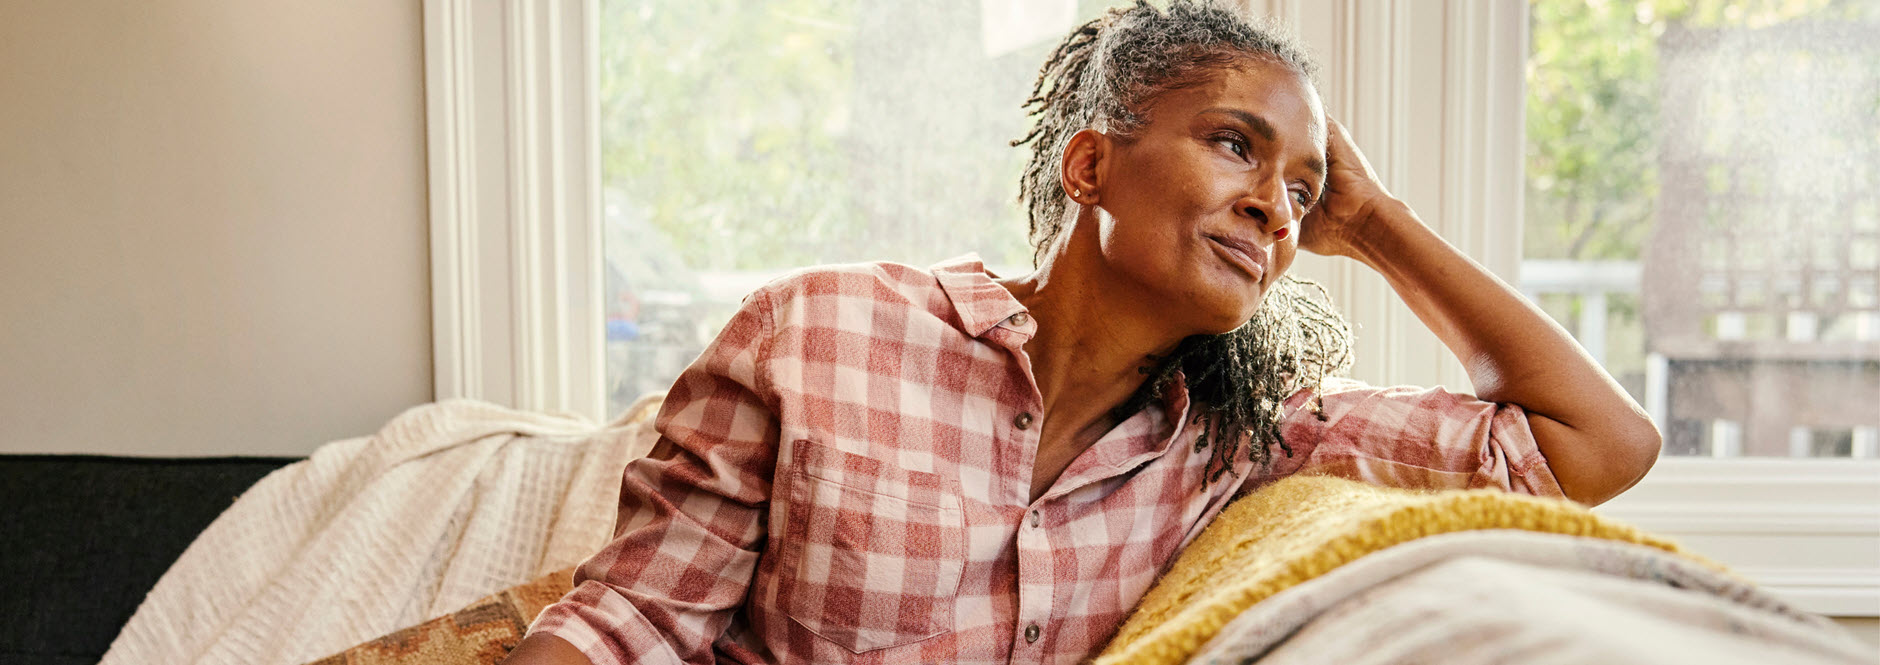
1148;271;1266;336
1192;271;1268;330
1192;301;1264;336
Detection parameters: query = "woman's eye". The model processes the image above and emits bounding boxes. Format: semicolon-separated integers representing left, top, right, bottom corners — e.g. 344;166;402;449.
1293;189;1311;207
1214;136;1246;158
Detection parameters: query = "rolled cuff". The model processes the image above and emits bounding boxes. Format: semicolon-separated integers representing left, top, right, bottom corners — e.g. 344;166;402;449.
528;580;687;665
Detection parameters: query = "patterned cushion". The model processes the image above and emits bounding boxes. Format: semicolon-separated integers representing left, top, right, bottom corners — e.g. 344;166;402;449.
304;567;575;665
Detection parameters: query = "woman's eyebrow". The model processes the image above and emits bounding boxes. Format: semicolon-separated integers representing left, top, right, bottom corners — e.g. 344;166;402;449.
1201;107;1326;184
1305;155;1326;185
1202;107;1276;141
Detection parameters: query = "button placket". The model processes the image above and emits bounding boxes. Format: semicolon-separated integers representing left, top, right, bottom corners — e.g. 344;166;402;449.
1014;511;1053;654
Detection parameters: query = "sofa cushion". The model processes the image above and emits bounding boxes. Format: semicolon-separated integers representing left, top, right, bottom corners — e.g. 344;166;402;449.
0;454;297;665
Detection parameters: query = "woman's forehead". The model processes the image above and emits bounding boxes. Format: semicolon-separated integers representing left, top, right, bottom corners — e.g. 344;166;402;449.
1158;61;1323;145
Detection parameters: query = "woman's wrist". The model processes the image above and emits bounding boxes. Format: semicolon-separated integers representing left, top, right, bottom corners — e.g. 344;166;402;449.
1339;198;1422;268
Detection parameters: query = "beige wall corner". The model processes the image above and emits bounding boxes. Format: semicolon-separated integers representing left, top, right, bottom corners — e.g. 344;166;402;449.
0;0;431;456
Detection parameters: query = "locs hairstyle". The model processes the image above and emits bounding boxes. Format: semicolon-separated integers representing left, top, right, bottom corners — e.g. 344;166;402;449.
1012;0;1355;484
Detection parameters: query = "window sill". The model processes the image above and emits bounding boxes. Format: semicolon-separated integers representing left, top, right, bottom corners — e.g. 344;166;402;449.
1594;458;1880;616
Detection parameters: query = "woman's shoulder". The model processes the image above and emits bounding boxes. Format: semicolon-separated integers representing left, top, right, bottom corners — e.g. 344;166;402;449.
752;258;950;304
737;254;993;336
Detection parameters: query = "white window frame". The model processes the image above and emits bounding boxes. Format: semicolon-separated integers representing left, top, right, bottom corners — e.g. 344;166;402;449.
422;0;1879;616
424;0;606;420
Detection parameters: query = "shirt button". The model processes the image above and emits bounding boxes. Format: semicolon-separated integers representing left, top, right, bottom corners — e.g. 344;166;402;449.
1010;312;1030;327
1028;510;1041;528
1014;412;1034;430
1024;623;1041;643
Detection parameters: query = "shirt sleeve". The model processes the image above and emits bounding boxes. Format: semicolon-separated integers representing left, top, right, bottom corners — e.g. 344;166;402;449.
528;286;781;665
1257;377;1565;498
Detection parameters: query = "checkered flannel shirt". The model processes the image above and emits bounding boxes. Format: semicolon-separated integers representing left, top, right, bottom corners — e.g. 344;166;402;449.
529;254;1564;665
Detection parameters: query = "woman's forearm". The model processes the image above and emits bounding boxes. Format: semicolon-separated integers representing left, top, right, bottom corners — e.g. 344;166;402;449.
1345;200;1660;505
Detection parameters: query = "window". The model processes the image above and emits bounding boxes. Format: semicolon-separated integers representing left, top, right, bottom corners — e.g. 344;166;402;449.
424;0;1878;615
1521;0;1880;458
598;0;1137;416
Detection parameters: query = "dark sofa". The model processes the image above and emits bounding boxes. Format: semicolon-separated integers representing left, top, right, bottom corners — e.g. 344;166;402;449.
0;455;300;665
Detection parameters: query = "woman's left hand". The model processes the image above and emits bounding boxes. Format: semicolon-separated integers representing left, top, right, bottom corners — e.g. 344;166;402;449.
1298;115;1399;259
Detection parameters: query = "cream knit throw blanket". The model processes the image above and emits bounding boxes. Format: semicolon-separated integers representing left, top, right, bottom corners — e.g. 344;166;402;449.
100;396;663;665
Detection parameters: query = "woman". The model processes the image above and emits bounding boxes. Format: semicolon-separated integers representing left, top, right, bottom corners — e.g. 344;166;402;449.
507;2;1660;663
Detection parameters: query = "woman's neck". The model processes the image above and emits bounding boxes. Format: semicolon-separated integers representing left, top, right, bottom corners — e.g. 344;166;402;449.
995;223;1189;435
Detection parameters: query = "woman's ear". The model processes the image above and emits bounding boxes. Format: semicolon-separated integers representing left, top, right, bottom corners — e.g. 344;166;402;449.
1059;128;1108;203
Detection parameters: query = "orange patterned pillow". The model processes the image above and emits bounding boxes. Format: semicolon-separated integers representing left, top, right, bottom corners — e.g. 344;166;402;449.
304;567;576;665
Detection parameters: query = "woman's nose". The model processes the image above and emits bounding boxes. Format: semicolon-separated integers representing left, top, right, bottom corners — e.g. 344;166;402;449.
1236;179;1291;237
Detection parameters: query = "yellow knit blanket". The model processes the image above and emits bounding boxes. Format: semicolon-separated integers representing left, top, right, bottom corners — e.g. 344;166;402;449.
1095;474;1729;665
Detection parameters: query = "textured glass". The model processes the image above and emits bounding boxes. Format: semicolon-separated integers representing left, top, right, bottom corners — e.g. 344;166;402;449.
1522;0;1880;457
599;1;1131;416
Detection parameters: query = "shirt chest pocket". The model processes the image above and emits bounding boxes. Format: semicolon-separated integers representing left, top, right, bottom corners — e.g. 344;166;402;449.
777;439;966;653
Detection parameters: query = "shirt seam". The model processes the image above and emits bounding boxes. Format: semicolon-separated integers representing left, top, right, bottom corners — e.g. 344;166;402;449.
748;284;781;408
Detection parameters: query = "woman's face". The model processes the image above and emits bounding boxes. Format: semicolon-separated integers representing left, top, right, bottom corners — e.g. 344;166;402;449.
1086;58;1325;335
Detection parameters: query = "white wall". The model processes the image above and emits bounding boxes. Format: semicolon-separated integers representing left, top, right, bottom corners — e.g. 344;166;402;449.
0;0;432;456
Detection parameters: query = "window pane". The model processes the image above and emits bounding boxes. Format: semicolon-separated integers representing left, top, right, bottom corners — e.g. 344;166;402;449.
600;1;1131;416
1522;0;1880;458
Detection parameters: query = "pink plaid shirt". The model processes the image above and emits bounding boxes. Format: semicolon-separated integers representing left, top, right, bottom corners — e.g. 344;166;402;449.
529;254;1563;665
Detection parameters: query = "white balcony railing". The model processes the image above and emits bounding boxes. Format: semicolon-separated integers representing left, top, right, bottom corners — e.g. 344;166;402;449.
1517;259;1641;367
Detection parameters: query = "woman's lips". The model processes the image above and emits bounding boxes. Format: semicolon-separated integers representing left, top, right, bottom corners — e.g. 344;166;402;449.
1206;234;1266;282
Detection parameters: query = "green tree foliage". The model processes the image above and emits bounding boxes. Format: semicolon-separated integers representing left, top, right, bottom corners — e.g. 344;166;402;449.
598;1;1146;273
1526;0;1659;261
598;0;861;271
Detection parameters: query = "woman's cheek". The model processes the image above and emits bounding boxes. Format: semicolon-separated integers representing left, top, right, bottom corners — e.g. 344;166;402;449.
1270;234;1298;283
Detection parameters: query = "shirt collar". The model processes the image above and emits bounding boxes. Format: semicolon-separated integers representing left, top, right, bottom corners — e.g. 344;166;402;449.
931;253;1032;339
930;252;1191;417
